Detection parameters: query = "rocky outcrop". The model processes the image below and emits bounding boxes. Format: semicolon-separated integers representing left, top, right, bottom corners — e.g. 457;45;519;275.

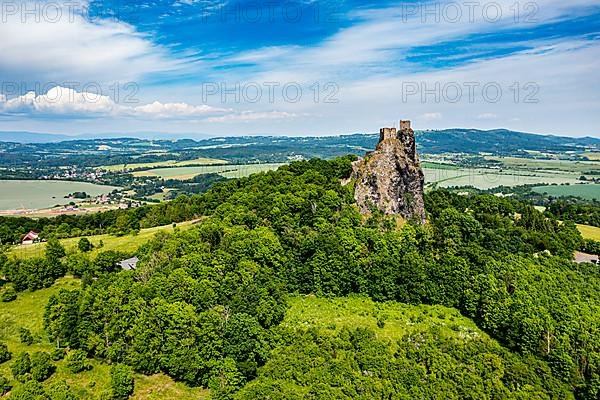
352;120;426;223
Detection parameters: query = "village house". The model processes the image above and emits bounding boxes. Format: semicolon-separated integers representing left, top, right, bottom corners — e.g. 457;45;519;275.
21;231;39;245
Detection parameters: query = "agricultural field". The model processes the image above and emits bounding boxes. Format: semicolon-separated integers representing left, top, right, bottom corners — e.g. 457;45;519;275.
0;278;209;399
420;161;460;170
423;167;582;190
133;163;284;180
100;157;228;171
486;156;600;174
532;183;600;200
0;181;119;211
582;152;600;161
9;220;200;260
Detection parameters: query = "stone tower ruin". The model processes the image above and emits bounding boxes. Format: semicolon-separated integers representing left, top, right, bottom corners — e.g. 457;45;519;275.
352;119;426;223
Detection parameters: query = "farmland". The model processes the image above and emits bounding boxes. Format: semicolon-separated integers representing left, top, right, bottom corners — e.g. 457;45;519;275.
533;183;600;200
101;157;228;172
0;278;209;399
423;167;582;190
486;156;600;174
421;155;600;190
0;180;119;211
133;163;285;180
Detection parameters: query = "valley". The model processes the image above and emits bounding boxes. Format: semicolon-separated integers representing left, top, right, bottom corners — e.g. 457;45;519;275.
0;130;598;216
1;128;600;400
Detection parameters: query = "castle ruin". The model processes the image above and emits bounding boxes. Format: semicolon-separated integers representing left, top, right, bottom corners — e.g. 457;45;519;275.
352;119;426;223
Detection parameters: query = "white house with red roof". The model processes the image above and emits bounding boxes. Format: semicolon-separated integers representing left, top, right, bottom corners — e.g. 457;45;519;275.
21;231;39;245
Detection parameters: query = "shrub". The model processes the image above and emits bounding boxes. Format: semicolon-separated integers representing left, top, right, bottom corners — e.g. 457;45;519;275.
51;347;66;361
0;375;12;396
110;364;134;400
66;350;90;373
66;253;92;277
30;351;55;381
1;286;17;302
11;352;31;382
78;238;93;253
0;343;11;364
46;380;78;400
19;328;34;345
7;380;46;399
94;251;128;274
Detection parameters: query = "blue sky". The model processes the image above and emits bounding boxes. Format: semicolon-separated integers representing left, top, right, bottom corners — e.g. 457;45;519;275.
0;0;599;137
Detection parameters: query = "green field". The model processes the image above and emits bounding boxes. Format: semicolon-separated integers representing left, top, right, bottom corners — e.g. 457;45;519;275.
0;278;208;399
101;157;228;172
423;168;581;189
9;220;199;260
487;156;600;174
283;296;485;349
134;163;284;180
533;184;600;200
422;156;600;190
0;181;119;211
578;224;600;241
420;161;460;170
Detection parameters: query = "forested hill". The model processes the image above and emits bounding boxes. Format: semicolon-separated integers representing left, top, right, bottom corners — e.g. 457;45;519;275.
2;157;600;399
417;128;600;154
0;128;598;167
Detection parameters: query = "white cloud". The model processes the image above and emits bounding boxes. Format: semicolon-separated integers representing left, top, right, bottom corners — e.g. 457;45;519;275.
132;101;230;118
0;87;117;115
206;111;298;123
226;0;600;84
0;1;180;87
422;112;442;120
0;86;228;119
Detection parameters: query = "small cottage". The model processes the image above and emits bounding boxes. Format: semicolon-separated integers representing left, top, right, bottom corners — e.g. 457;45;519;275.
21;231;39;245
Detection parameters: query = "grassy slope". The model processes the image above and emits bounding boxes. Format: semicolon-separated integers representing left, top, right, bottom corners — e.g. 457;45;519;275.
9;220;199;260
284;295;485;350
578;224;600;241
0;278;208;399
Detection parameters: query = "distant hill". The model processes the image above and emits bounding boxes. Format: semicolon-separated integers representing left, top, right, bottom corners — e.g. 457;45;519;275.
0;129;598;162
0;131;72;143
416;128;600;154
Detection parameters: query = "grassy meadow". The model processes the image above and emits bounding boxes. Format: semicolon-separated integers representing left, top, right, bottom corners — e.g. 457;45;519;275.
9;220;200;260
578;224;600;241
284;295;485;351
0;278;208;399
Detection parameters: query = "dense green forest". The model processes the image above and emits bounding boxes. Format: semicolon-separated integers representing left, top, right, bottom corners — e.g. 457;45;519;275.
2;156;600;399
